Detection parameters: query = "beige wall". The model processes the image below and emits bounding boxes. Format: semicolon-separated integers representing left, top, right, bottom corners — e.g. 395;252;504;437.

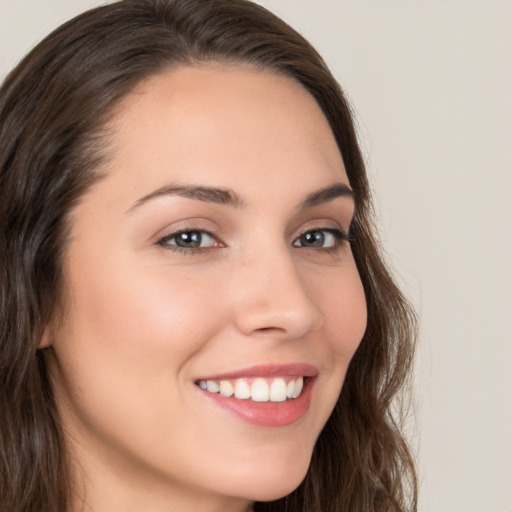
1;1;511;511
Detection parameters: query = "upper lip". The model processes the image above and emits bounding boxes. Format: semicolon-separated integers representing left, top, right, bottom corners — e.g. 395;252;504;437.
195;363;318;381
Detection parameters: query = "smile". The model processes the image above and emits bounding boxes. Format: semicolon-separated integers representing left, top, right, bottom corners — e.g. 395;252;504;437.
194;364;317;427
196;376;304;402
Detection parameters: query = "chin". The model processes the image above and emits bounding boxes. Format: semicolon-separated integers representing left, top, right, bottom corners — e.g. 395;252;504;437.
247;477;306;503
242;478;307;503
223;453;311;503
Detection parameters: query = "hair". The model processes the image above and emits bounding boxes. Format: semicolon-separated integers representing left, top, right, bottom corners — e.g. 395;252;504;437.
0;1;417;511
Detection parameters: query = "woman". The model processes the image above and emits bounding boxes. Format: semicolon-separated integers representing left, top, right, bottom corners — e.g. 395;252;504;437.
0;1;417;511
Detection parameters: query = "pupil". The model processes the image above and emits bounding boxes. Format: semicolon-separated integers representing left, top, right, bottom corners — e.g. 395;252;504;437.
176;231;201;248
302;231;324;247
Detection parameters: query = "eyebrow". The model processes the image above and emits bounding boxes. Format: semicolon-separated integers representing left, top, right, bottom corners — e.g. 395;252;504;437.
129;184;246;211
128;181;353;212
299;182;354;209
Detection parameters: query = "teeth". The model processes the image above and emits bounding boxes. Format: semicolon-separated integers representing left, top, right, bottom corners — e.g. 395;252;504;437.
219;380;234;397
234;379;251;399
251;378;269;402
269;378;287;402
292;377;303;399
198;376;306;402
286;379;295;398
206;380;219;393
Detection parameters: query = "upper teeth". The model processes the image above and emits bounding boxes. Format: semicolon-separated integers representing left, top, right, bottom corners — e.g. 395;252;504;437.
197;377;304;402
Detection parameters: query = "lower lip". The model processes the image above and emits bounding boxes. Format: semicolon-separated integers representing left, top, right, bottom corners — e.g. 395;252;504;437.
198;378;315;427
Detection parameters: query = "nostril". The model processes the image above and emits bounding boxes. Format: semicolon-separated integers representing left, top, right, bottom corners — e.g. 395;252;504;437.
256;327;285;333
232;281;323;338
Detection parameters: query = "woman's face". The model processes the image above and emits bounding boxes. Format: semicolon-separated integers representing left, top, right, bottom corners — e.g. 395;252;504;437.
47;66;367;511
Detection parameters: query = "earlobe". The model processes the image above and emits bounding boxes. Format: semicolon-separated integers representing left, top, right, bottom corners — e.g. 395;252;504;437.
38;325;53;349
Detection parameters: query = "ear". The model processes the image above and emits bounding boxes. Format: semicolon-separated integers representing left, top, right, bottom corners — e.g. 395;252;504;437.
38;324;53;349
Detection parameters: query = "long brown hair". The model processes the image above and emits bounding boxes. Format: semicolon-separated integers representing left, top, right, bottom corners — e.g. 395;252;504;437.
0;1;417;510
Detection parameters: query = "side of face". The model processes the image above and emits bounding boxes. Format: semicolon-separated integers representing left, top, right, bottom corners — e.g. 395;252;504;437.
46;65;367;511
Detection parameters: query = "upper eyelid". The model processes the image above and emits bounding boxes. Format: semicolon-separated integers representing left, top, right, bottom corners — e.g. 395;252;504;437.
156;228;220;245
157;223;347;237
156;226;349;250
293;227;349;245
293;222;349;239
152;219;221;242
155;219;350;238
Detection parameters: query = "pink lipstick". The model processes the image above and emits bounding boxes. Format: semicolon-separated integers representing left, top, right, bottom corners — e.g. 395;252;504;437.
195;364;317;427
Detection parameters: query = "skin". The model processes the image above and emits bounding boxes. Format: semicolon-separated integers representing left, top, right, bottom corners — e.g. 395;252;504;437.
44;65;367;512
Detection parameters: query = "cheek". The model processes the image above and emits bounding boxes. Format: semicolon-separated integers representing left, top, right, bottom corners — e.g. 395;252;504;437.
334;273;367;355
52;256;234;467
298;257;367;419
64;257;228;366
308;259;367;359
51;253;232;441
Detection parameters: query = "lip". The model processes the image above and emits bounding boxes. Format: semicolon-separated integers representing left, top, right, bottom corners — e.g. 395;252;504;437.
195;363;318;381
194;363;318;427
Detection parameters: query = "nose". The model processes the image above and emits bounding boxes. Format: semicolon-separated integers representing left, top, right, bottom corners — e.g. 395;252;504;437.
232;247;324;340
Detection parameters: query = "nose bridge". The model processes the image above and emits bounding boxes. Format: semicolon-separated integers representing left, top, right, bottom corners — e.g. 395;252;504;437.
232;241;323;339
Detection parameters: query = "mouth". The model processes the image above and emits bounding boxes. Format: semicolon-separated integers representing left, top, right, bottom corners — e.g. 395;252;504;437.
195;376;306;402
194;364;317;427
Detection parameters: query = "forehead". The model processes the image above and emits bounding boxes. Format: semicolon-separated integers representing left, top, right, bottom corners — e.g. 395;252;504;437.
94;64;348;209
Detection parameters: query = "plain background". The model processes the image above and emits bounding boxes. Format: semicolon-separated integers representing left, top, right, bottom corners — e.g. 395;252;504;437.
1;1;511;511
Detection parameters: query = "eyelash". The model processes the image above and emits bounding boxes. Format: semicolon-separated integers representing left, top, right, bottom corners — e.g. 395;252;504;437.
156;229;221;255
293;227;352;253
156;227;353;255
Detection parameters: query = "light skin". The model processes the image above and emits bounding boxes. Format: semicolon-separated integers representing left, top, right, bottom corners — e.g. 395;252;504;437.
43;65;367;512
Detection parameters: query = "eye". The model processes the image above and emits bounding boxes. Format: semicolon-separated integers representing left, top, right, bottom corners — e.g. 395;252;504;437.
292;229;348;249
157;230;219;250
